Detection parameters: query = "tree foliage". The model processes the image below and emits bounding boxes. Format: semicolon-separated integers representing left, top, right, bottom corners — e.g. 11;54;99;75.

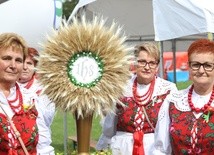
63;0;79;20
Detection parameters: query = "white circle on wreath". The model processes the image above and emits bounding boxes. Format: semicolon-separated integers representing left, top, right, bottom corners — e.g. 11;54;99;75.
69;56;101;84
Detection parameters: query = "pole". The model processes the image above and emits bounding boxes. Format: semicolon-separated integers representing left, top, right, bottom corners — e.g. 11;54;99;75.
158;41;164;78
207;32;213;41
63;111;68;155
75;112;93;155
172;39;177;83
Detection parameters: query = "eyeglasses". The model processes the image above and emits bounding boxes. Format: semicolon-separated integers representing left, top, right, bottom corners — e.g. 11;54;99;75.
189;61;214;71
137;59;158;69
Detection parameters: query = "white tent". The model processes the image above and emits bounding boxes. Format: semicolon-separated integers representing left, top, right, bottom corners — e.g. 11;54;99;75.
68;0;155;44
74;0;208;51
87;0;153;38
0;0;62;50
153;0;214;41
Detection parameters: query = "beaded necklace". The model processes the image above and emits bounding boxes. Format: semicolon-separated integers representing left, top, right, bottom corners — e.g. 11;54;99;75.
132;77;155;106
7;83;24;114
24;75;35;89
188;85;214;113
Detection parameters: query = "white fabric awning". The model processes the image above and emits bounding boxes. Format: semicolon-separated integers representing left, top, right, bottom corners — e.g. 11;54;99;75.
0;0;62;50
85;0;154;38
153;0;214;41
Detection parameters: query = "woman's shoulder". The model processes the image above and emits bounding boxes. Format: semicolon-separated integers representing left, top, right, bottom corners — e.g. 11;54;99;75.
156;77;176;87
167;85;192;112
19;84;36;95
170;86;190;99
155;77;177;95
19;85;38;102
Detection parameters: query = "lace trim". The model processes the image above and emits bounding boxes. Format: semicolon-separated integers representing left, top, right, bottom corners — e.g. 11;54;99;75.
168;86;214;112
170;88;191;112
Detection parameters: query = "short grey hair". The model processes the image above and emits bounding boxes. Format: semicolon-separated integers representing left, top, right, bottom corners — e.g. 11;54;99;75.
134;42;160;63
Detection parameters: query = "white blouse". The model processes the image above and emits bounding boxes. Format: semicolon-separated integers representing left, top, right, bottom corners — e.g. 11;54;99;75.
154;85;213;154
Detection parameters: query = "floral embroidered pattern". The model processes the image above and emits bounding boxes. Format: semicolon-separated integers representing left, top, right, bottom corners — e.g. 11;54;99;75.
117;92;169;133
0;107;38;154
169;103;214;155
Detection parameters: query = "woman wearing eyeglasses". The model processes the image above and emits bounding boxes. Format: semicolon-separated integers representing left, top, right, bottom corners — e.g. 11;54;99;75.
154;39;214;155
96;42;177;155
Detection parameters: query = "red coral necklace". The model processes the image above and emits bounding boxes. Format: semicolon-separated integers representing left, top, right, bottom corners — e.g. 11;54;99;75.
24;75;35;89
188;85;214;113
132;77;155;106
7;83;24;114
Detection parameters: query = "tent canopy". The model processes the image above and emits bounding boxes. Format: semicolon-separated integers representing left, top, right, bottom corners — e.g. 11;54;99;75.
153;0;214;41
0;0;62;50
86;0;154;38
79;0;214;42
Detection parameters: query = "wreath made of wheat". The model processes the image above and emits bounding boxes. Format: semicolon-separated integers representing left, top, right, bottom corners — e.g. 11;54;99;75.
37;16;132;118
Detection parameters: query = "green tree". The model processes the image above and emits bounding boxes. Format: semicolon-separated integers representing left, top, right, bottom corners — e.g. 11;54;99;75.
63;0;79;20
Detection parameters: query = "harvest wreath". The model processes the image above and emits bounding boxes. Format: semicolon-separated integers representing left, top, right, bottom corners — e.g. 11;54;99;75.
36;15;132;118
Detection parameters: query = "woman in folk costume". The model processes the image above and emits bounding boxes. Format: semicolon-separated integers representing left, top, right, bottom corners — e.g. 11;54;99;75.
0;32;39;154
154;39;214;155
0;32;54;155
96;42;177;155
18;47;55;154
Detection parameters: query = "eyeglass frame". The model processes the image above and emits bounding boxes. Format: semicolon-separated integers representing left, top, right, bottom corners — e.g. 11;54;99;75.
188;61;214;71
137;59;159;69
